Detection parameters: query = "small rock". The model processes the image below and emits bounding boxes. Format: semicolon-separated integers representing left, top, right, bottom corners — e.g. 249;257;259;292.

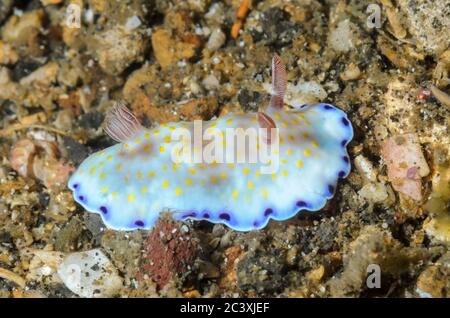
0;41;18;64
57;249;123;298
202;74;220;90
329;20;357;53
416;252;450;298
206;28;226;52
125;16;142;32
358;182;389;204
340;63;361;81
306;265;325;283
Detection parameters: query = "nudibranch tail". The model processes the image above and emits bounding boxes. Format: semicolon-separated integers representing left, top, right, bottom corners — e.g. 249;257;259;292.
104;100;142;143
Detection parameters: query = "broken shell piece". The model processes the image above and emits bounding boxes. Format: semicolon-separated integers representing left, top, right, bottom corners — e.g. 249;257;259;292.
57;249;123;298
10;138;74;189
381;134;430;201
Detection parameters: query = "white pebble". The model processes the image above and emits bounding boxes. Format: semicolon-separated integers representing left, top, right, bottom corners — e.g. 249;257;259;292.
206;28;226;52
57;249;123;298
202;74;220;90
125;16;142;32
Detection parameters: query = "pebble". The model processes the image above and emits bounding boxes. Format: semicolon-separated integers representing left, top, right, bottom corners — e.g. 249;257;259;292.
202;74;220;90
329;20;356;53
206;28;226;52
125;16;142;32
57;249;123;298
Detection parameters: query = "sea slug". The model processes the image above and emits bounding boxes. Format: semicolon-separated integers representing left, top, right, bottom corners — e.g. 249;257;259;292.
68;55;353;231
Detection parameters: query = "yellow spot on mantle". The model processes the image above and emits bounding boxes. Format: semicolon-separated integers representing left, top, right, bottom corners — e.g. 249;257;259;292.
232;190;239;199
137;172;143;179
100;186;109;193
304;149;311;156
287;149;294;155
243;167;249;175
189;168;196;175
175;188;182;196
159;145;165;153
282;169;288;177
153;130;160;135
220;173;227;179
211;176;218;184
116;164;123;172
135;138;141;143
106;155;113;161
148;170;155;177
261;188;269;199
89;167;97;175
186;178;193;186
162;180;169;188
297;160;304;168
99;172;106;179
111;192;118;199
141;187;148;193
311;141;319;148
247;181;254;190
144;132;151;138
128;194;135;202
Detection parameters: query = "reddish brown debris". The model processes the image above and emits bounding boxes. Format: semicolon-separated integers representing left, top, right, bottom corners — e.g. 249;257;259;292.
140;217;199;289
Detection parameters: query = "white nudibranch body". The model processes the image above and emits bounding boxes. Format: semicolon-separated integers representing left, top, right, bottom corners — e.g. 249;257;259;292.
68;56;353;231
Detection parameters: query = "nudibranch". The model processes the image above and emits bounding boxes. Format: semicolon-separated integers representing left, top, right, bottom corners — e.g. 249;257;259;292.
68;55;353;231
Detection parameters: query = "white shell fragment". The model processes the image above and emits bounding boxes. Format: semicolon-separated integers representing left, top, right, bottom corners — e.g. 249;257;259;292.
57;249;123;298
